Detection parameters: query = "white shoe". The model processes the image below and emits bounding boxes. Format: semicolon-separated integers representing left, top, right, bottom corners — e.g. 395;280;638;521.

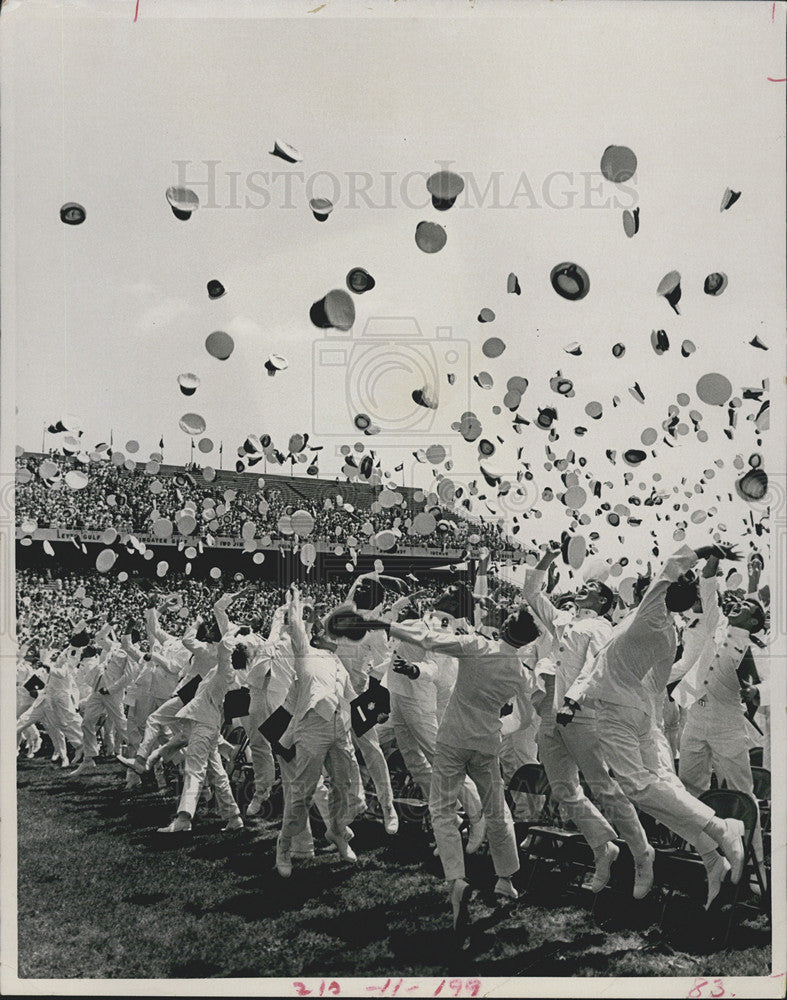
70;760;97;777
633;845;655;900
157;817;192;834
704;853;731;910
125;770;142;790
72;748;84;765
26;748;36;759
276;840;292;878
246;791;270;818
117;754;146;776
494;877;519;901
291;848;316;860
382;803;399;835
326;830;357;862
718;818;746;885
222;815;244;832
450;879;472;940
590;842;620;893
466;817;486;855
51;753;59;763
59;756;70;769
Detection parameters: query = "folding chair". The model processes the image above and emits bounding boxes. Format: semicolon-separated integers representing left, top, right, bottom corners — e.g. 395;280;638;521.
508;763;588;893
750;765;771;877
656;788;769;949
751;765;770;828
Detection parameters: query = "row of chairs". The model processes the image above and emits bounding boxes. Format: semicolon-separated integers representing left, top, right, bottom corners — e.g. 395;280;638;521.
505;762;771;949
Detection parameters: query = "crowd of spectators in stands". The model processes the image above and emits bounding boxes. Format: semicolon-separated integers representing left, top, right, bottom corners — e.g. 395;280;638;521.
16;453;515;555
15;568;449;654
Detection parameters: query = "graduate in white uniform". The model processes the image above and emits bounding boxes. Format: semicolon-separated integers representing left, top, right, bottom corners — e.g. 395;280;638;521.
16;650;44;758
157;626;247;834
243;602;294;817
672;553;767;878
332;574;399;835
364;603;541;939
72;623;138;776
17;642;83;767
559;544;749;907
118;596;230;775
274;589;364;878
522;546;653;897
388;601;486;854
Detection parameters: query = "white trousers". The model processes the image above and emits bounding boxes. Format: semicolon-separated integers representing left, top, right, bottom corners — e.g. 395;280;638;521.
279;710;362;845
596;701;716;848
391;695;483;821
17;694;83;759
137;695;184;761
244;691;277;797
537;722;650;856
679;703;763;861
430;741;518;883
278;753;334;854
126;693;166;757
352;723;394;809
81;691;127;760
177;720;241;822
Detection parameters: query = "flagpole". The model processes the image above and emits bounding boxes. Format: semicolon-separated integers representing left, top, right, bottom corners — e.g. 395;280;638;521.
41;423;46;453
219;441;223;471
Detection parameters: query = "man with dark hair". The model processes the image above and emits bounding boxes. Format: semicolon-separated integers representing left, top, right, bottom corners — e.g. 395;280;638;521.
118;593;233;777
330;573;403;835
157;626;246;835
360;603;541;940
522;546;653;898
274;589;364;877
674;554;768;886
72;623;138;777
17;641;83;768
559;544;748;903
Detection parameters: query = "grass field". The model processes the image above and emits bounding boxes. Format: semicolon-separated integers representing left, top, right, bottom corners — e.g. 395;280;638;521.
16;756;771;981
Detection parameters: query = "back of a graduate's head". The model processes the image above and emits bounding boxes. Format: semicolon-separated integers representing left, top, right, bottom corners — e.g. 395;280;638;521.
432;582;473;621
501;605;540;648
231;642;249;670
196;618;222;643
665;574;699;614
353;579;385;612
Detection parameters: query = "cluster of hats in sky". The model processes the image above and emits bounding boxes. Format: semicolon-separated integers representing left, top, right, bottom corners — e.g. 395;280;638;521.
49;139;771;581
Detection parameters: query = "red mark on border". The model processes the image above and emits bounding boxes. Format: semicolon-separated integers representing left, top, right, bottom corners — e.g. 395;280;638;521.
767;77;786;82
134;0;140;21
772;2;776;22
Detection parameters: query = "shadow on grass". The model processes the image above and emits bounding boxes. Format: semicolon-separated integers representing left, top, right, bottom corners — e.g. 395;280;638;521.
208;865;358;921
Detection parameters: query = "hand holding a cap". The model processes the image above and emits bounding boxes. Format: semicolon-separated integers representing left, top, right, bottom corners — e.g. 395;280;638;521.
556;697;580;727
392;655;420;680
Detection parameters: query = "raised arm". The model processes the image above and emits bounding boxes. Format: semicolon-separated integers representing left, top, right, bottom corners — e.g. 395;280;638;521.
387;620;489;659
181;616;206;654
284;589;310;661
213;591;242;637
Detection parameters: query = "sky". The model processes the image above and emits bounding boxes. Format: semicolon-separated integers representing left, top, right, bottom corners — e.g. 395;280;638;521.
2;0;785;581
